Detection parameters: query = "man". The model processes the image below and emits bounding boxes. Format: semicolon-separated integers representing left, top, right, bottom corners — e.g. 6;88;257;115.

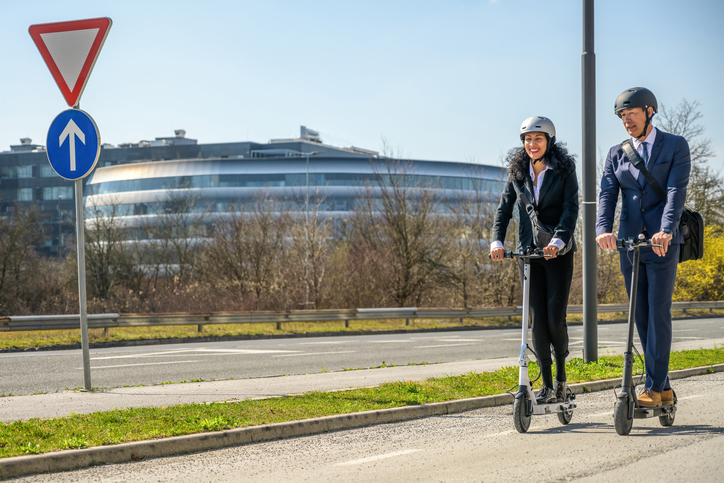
596;87;691;407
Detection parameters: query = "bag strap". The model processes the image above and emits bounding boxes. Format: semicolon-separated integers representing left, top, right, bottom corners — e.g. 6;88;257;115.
513;182;541;228
620;139;667;203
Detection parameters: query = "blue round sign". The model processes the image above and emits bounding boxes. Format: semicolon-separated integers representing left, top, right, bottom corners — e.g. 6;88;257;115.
46;109;100;180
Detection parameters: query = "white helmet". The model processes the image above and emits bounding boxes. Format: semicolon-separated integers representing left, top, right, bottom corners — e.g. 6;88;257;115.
519;116;556;146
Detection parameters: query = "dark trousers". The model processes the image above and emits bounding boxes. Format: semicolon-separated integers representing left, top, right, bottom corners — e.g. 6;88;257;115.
518;250;574;369
619;244;679;393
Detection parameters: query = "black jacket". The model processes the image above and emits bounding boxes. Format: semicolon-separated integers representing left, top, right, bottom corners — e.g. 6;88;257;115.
492;154;579;252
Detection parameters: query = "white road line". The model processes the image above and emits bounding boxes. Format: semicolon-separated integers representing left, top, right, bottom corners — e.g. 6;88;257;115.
297;341;346;345
366;340;415;343
272;351;356;358
415;343;476;349
83;360;200;370
92;349;295;360
335;449;421;466
673;329;697;332
674;337;704;339
678;395;704;401
435;339;480;342
590;411;614;418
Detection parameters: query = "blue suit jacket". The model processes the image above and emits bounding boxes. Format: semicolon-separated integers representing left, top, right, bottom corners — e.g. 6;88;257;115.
596;129;691;246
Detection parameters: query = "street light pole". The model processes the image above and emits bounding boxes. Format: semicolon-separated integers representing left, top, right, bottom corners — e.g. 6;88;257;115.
306;153;309;309
58;195;63;259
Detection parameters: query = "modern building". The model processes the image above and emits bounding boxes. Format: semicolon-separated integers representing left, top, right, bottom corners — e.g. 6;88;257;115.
1;127;506;254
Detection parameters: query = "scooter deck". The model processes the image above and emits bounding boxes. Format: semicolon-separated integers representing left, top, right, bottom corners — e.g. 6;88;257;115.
633;402;676;419
532;402;576;416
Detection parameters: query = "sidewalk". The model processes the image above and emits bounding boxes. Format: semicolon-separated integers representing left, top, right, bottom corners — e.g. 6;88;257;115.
2;337;722;422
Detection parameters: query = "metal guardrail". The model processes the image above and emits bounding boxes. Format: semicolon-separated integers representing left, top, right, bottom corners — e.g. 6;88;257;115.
1;301;723;332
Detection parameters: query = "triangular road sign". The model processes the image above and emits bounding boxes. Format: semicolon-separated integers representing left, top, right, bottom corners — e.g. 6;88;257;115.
29;17;112;107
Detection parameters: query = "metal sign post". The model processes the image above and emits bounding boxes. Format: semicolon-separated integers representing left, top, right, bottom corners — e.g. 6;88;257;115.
30;17;112;390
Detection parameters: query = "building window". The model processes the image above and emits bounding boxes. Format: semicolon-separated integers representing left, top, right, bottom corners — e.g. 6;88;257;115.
17;165;33;178
17;188;33;201
43;186;73;200
40;165;56;177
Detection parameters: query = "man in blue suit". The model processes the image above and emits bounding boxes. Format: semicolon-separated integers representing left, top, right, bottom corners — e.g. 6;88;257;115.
596;87;691;407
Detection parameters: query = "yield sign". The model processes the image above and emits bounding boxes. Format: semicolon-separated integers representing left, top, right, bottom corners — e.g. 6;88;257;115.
29;17;112;107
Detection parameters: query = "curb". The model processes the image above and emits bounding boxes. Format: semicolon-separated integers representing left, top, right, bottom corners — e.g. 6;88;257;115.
2;363;723;479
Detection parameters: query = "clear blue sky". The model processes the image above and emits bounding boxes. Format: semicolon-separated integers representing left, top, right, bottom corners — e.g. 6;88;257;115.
2;0;723;171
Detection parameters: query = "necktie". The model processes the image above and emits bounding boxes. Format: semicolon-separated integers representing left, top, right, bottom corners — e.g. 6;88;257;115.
638;142;649;186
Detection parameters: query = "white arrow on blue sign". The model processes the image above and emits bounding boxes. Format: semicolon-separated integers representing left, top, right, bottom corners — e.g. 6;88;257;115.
46;108;100;180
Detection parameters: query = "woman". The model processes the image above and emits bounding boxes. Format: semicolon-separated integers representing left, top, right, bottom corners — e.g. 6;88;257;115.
490;116;579;403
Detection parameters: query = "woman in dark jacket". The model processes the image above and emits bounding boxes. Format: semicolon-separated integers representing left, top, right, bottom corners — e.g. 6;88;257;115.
490;116;579;404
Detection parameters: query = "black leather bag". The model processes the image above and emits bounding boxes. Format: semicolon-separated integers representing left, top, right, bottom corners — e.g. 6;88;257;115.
621;140;704;263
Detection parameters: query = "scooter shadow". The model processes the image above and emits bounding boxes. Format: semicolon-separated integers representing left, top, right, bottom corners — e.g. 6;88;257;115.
615;424;724;438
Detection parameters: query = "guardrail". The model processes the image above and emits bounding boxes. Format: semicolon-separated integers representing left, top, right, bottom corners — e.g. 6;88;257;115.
1;301;722;332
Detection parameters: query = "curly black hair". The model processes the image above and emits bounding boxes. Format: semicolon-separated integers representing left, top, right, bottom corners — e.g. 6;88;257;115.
505;142;577;182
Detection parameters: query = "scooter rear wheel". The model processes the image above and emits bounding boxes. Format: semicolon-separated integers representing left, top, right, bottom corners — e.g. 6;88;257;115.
513;395;531;433
557;407;573;425
659;410;675;427
614;397;633;436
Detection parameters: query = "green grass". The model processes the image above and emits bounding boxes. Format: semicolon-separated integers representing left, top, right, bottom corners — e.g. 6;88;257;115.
0;346;722;459
2;308;721;351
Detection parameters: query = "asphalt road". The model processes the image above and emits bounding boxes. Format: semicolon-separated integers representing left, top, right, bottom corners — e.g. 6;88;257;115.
12;371;724;482
2;317;723;396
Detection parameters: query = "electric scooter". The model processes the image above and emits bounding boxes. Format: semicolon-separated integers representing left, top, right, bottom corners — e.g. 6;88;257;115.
494;248;576;433
613;235;677;436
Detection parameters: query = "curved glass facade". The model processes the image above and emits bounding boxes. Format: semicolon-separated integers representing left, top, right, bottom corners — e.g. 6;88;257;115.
85;150;506;233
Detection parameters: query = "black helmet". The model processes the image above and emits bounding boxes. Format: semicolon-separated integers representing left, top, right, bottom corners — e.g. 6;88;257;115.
614;87;658;117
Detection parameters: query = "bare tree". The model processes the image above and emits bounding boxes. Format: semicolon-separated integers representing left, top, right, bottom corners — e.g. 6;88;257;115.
351;159;452;307
197;197;290;310
658;99;723;225
84;199;135;302
0;204;46;314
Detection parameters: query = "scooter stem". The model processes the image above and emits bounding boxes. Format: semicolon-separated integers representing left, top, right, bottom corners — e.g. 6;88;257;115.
621;247;640;396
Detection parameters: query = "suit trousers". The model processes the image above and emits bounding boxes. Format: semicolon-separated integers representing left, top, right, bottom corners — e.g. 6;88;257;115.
518;250;574;367
619;243;679;393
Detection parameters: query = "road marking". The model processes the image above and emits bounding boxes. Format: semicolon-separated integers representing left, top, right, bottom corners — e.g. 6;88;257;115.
673;329;697;332
273;351;356;358
366;340;415;343
91;349;295;360
674;337;704;339
297;341;346;345
83;360;200;370
435;338;480;342
481;429;516;438
678;395;704;401
335;449;421;466
590;411;614;419
415;343;476;349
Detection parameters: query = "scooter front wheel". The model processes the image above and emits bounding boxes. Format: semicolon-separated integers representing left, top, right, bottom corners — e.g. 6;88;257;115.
513;395;531;433
614;397;633;435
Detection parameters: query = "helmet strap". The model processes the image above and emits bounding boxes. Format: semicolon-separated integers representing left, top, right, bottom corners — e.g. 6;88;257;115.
637;108;653;141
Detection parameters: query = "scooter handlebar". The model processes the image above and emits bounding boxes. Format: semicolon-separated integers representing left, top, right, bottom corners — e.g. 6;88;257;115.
616;235;663;249
489;249;551;260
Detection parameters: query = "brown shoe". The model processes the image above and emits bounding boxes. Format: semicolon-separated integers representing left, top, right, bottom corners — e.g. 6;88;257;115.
661;389;674;405
638;388;662;407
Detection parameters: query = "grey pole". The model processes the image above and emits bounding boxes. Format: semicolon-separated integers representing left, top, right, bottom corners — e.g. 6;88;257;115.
582;0;598;362
58;195;62;259
74;178;92;389
305;153;310;309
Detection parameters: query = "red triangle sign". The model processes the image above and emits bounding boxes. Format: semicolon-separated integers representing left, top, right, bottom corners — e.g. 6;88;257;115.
29;17;112;107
